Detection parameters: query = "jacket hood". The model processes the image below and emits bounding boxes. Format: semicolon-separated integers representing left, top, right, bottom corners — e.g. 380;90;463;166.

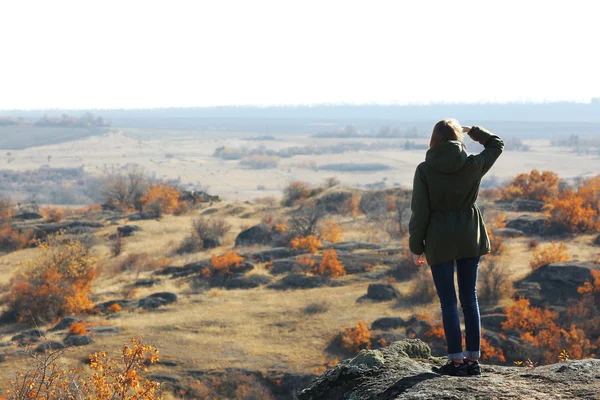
425;140;467;173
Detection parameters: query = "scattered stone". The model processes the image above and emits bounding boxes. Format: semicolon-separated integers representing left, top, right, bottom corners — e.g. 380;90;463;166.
244;247;306;263
132;278;161;288
364;284;400;301
64;335;93;347
35;341;65;353
331;241;382;252
13;212;43;220
480;314;508;332
11;329;45;345
493;228;525;238
138;292;178;310
92;326;122;336
268;274;345;290
593;234;600;246
117;225;141;237
514;262;600;308
202;237;222;249
514;199;546;212
371;317;406;331
235;223;275;247
505;215;561;236
32;220;104;238
225;274;272;289
95;299;137;313
49;317;80;332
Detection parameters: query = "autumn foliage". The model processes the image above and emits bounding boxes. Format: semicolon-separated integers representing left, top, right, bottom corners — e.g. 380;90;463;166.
140;183;181;215
530;241;569;271
207;252;244;277
501;170;560;201
340;321;371;353
502;297;594;363
7;235;98;323
315;248;346;277
543;176;600;233
290;235;322;254
4;338;162;399
319;220;343;243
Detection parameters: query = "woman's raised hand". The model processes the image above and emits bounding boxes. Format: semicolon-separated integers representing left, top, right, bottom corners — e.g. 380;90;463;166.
462;126;471;134
412;253;425;266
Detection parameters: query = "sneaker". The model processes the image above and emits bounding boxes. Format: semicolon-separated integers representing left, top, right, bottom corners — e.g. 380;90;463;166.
432;361;468;377
464;359;481;376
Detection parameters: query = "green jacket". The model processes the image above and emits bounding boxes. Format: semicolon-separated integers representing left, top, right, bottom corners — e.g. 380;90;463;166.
408;126;504;266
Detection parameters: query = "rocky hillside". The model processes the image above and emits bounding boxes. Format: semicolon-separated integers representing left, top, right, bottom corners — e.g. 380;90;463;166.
298;339;600;400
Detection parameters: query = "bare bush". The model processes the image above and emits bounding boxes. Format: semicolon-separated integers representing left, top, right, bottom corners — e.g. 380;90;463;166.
289;202;326;237
177;217;231;254
101;164;149;212
110;233;125;257
405;268;437;304
477;259;512;305
239;154;280;169
304;301;329;315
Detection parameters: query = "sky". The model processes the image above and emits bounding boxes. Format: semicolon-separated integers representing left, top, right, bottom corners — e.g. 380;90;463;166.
1;0;599;110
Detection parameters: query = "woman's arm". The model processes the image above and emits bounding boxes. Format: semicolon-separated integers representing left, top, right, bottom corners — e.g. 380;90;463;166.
466;126;504;176
408;165;430;256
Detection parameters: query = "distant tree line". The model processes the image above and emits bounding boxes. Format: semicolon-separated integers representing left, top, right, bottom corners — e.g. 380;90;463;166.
0;112;109;128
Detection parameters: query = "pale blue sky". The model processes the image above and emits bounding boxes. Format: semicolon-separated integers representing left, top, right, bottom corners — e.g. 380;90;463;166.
1;0;598;109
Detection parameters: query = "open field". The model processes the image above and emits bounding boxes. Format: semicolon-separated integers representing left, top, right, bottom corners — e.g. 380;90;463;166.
1;128;599;202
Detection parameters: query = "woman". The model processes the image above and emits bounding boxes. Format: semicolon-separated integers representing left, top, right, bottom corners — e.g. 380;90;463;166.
408;119;504;376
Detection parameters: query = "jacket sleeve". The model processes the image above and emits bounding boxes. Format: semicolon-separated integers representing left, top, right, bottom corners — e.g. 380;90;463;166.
408;165;430;255
468;126;504;176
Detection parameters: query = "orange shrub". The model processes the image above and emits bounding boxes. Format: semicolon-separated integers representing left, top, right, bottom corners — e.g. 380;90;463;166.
107;303;123;313
210;252;244;275
40;207;66;222
5;338;161;399
544;176;600;233
501;170;559;201
140;183;181;215
502;297;593;363
319;220;343;243
282;181;312;207
294;254;316;274
69;322;87;336
340;321;371;353
486;226;505;256
0;223;34;252
290;235;322;254
315;248;346;277
275;223;288;233
530;241;569;270
480;329;506;362
7;235;98;323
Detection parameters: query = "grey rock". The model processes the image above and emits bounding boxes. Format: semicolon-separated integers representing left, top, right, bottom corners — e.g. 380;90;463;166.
49;317;80;332
268;274;345;290
138;292;178;310
514;262;600;308
244;247;307;263
331;241;382;252
371;317;406;331
11;329;45;345
493;227;525;238
117;225;141;237
132;278;161;288
506;215;561;236
480;314;507;332
225;274;272;289
13;212;43;220
593;234;600;246
202;236;222;249
35;341;65;352
365;284;400;301
235;223;275;247
298;339;600;400
64;335;93;347
515;199;546;212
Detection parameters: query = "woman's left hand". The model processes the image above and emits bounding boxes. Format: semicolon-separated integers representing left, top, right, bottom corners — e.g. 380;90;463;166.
412;253;425;266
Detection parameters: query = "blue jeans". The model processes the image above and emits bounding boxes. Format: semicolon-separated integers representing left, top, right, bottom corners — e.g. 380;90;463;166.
430;257;481;360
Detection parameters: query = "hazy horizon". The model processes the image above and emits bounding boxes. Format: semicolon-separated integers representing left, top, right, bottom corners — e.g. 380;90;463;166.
2;0;599;109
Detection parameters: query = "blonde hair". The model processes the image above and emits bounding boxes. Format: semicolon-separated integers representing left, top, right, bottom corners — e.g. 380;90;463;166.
430;119;464;149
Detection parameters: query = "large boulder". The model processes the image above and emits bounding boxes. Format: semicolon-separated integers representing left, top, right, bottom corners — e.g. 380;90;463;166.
514;262;600;308
493;228;525;238
268;274;345;290
138;292;178;310
235;223;276;247
224;274;272;289
64;334;93;347
117;225;141;237
514;199;546;212
49;317;80;332
371;317;406;331
11;329;45;345
506;215;559;236
365;284;400;301
594;234;600;246
244;247;307;263
13;212;43;220
297;339;600;400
